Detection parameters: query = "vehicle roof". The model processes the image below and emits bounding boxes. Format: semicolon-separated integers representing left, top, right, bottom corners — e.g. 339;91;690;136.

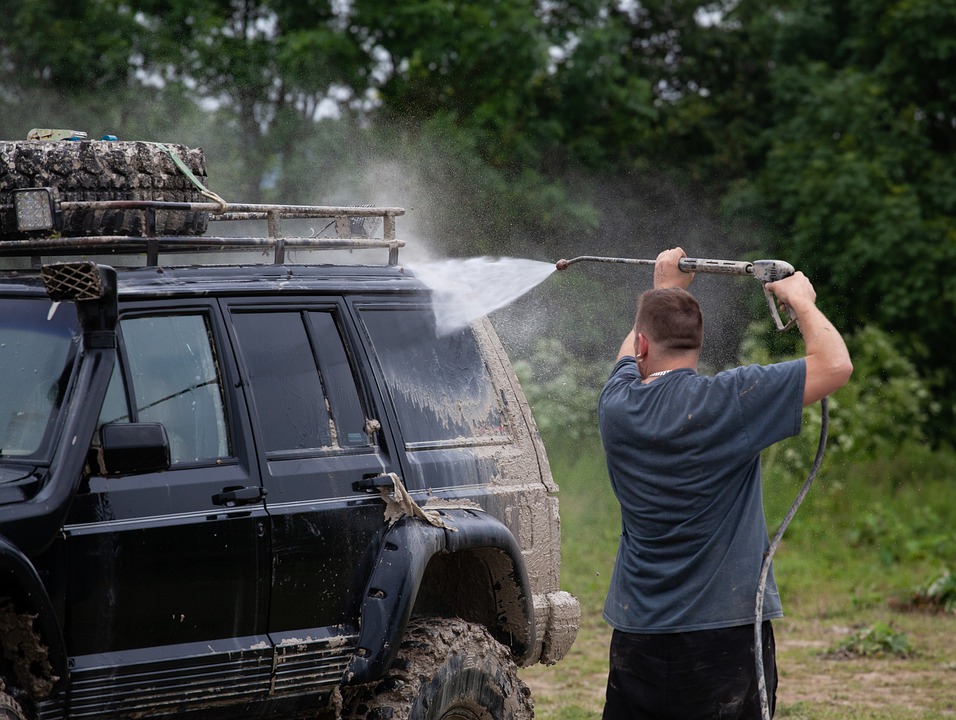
0;262;431;299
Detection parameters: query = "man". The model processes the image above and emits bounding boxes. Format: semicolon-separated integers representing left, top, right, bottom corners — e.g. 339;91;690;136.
598;247;852;719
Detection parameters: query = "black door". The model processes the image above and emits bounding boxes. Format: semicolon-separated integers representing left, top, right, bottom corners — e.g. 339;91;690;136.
226;301;397;699
61;304;271;718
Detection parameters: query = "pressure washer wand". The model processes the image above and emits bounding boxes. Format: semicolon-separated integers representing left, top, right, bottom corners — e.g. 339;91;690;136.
555;255;753;274
555;254;797;331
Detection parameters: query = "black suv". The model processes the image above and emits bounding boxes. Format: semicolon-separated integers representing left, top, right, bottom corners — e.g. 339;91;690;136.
0;140;578;720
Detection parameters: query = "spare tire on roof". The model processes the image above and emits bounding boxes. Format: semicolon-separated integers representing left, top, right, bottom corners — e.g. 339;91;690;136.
0;140;210;238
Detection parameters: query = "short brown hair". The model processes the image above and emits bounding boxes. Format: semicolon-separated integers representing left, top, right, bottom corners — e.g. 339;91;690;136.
635;288;703;353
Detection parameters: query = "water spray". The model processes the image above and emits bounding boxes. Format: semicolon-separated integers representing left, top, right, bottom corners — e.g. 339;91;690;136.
557;253;828;720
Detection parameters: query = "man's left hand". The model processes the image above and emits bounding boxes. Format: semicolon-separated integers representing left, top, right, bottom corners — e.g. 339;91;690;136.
654;247;694;289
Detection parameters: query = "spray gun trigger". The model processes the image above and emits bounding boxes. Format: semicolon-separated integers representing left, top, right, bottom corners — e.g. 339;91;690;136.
763;283;797;331
751;259;797;331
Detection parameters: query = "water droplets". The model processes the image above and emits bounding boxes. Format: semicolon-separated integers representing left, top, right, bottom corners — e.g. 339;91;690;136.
408;257;556;335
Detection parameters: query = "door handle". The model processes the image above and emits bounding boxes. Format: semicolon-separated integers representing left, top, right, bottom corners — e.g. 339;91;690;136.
212;485;267;507
352;473;396;493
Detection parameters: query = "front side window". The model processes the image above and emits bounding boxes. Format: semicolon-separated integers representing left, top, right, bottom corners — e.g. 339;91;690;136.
100;314;230;465
0;299;78;460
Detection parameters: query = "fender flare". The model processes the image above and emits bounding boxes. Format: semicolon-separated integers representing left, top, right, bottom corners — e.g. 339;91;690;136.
342;508;535;686
0;534;69;695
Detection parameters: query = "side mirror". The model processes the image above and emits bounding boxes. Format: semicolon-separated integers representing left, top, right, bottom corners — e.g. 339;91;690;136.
99;423;171;476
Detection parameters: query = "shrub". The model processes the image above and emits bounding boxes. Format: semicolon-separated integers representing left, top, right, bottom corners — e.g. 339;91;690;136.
904;568;956;614
742;322;937;478
513;338;606;444
846;503;956;565
825;622;913;659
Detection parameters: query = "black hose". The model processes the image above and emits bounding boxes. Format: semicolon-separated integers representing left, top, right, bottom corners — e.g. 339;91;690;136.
755;396;829;720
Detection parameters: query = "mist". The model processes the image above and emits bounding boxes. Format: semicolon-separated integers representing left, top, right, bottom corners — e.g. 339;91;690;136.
270;125;759;373
1;92;761;373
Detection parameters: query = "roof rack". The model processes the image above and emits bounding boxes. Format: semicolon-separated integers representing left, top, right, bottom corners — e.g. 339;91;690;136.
0;198;406;266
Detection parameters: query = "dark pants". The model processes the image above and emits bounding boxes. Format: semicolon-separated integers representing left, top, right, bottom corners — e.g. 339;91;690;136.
603;621;777;720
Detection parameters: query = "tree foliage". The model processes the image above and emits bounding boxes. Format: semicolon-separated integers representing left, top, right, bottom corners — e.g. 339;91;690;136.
739;0;956;435
0;0;952;439
0;0;142;94
744;323;935;472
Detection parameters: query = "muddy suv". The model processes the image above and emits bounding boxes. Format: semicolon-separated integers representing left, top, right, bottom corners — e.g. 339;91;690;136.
0;139;578;720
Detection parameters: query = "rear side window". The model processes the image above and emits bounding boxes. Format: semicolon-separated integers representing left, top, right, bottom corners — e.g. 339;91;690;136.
360;308;507;446
100;314;231;465
231;310;369;454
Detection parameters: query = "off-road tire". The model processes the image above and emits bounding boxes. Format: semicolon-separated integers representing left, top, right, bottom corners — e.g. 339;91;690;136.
342;618;533;720
0;691;26;720
0;140;209;238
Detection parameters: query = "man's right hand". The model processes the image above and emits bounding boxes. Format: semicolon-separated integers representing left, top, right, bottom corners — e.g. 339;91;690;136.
654;247;694;290
766;271;816;315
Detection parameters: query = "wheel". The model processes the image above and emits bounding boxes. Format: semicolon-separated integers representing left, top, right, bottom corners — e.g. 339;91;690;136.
342;618;533;720
0;691;26;720
0;140;209;238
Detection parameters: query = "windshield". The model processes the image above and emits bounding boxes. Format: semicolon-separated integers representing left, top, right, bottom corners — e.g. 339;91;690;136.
0;298;79;462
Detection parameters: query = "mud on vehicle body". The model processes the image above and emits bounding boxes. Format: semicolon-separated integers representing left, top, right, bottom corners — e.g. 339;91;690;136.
0;138;579;720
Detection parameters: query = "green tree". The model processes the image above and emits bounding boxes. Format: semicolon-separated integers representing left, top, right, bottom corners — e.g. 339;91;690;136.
130;0;370;201
650;0;956;439
0;0;142;94
537;4;659;170
349;0;551;169
745;0;956;437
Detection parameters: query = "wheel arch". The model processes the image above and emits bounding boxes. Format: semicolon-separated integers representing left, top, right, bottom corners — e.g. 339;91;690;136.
413;545;531;655
342;509;535;687
0;535;68;699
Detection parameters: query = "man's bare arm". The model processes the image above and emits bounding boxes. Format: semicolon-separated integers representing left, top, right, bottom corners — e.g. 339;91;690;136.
616;328;637;361
767;272;853;406
654;247;694;291
615;247;694;361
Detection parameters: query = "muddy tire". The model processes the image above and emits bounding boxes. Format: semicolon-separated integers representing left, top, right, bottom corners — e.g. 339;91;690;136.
0;140;209;238
0;691;26;720
342;618;533;720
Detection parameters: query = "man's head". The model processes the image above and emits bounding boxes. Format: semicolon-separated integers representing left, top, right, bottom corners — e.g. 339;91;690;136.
634;287;703;357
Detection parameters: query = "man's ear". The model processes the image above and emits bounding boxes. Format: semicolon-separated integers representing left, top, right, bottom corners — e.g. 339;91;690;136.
637;333;649;359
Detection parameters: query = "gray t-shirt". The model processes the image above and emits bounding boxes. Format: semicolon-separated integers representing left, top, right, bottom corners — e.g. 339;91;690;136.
598;357;806;634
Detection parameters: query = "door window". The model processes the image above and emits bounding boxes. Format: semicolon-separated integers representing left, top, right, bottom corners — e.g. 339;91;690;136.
232;310;369;454
100;314;230;464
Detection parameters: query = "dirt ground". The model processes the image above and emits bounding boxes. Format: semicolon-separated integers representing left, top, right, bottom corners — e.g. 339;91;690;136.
772;613;956;717
522;612;956;719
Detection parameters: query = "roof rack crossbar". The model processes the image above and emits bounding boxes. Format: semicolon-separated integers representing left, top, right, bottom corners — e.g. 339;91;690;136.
0;199;407;266
0;235;406;249
38;200;406;218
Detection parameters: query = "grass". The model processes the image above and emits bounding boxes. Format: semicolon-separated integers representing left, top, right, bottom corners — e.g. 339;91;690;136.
520;435;956;719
